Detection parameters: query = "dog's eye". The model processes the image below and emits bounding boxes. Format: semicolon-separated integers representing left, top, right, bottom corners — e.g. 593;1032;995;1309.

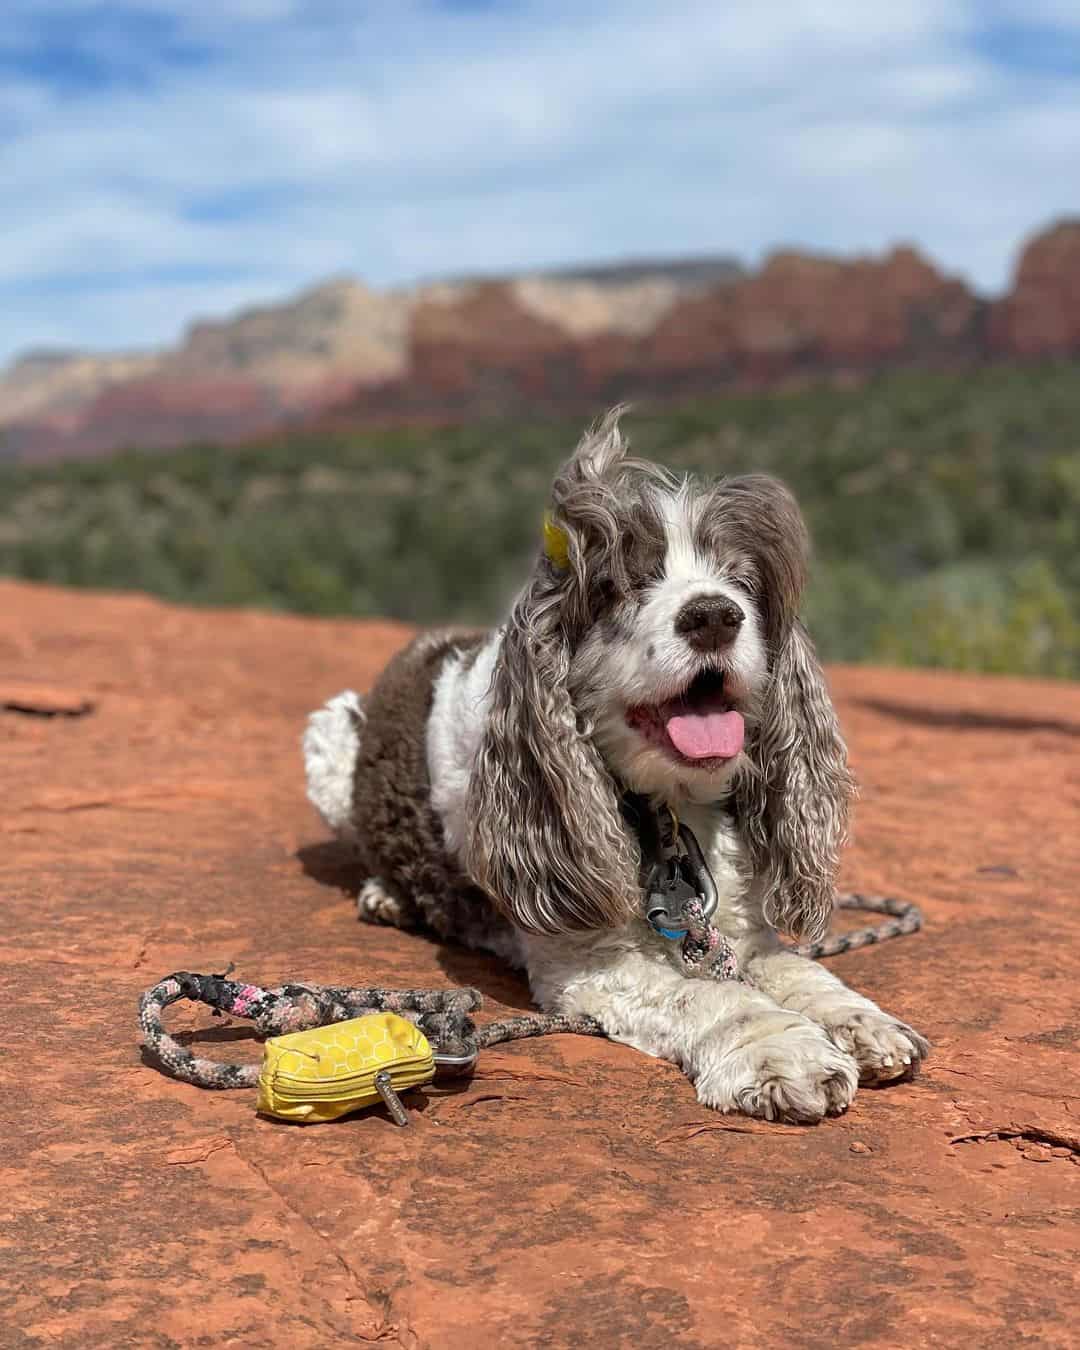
621;529;666;600
593;577;619;611
729;571;757;596
631;562;665;598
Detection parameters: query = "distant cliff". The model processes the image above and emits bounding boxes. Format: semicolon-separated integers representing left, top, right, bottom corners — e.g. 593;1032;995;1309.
2;220;1078;461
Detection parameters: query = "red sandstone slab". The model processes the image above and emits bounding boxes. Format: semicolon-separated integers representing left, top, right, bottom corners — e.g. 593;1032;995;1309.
3;580;1078;1348
0;680;95;716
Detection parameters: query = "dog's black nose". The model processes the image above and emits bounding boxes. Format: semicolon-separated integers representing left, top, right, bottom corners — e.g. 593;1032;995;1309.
674;596;744;651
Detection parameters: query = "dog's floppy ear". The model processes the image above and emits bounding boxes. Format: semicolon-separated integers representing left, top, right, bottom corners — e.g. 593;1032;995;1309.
728;477;855;943
737;620;854;942
463;415;639;934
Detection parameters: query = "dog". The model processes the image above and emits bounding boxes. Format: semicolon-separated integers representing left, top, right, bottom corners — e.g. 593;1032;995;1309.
303;411;928;1122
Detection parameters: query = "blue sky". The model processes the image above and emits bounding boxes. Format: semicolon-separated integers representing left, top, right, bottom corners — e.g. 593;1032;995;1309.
1;0;1079;366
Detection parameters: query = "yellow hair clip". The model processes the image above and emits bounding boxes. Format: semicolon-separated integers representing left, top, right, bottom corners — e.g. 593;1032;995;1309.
542;513;570;569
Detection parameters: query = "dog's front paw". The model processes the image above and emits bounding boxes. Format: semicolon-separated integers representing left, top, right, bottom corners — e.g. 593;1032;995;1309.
695;1019;859;1123
357;877;411;927
819;1009;930;1085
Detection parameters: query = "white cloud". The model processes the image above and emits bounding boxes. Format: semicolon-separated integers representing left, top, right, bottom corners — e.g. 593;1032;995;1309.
0;0;1078;364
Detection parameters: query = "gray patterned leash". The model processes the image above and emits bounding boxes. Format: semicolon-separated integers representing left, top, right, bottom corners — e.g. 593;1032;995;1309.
794;893;923;958
139;890;921;1095
138;973;606;1090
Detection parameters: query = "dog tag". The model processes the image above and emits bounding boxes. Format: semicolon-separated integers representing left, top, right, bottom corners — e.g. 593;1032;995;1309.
645;858;701;939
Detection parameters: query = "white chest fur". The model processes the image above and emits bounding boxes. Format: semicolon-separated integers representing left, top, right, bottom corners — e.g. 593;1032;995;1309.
426;631;501;860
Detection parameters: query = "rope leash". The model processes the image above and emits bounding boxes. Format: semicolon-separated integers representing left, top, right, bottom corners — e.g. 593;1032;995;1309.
138;891;922;1094
794;893;923;959
138;973;605;1090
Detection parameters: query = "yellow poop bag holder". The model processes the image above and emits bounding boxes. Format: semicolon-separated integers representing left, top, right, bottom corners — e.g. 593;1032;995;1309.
256;1014;435;1126
138;969;604;1125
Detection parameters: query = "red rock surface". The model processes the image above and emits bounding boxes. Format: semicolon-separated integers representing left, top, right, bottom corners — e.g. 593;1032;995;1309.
4;580;1079;1347
0;679;95;716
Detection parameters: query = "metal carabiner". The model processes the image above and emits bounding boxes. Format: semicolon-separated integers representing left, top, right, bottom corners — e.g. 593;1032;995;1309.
432;1048;480;1075
675;822;718;922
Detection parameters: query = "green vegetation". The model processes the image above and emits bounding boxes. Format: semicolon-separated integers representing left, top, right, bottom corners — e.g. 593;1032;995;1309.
2;363;1078;677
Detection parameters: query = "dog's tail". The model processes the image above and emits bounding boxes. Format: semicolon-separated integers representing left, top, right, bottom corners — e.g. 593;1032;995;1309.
302;690;365;846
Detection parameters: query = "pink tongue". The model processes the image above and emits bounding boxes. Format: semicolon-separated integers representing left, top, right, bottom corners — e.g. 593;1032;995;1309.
665;709;745;761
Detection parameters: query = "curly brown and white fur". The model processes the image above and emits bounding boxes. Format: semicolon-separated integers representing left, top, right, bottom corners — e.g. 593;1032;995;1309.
303;411;928;1123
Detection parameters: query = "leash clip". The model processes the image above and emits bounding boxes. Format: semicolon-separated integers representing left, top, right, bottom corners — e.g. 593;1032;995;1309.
645;857;699;939
644;815;719;940
432;1048;480;1075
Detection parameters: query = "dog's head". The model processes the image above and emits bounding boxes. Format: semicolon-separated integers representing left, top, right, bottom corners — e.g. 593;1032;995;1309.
465;411;854;941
